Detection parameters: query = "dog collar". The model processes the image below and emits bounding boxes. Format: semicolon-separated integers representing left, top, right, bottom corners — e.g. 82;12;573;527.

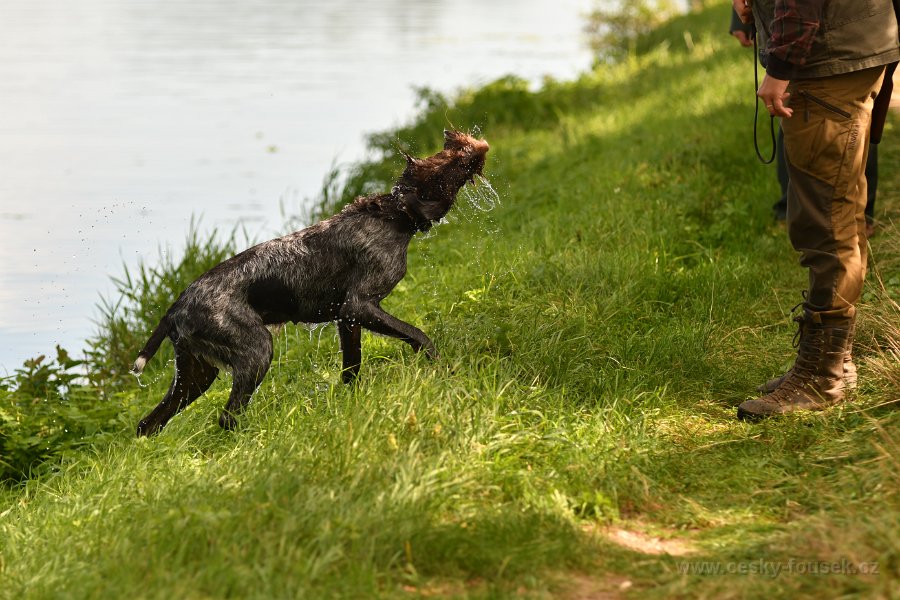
392;185;433;233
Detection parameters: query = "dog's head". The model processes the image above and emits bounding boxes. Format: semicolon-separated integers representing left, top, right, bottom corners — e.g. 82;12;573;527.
398;130;490;224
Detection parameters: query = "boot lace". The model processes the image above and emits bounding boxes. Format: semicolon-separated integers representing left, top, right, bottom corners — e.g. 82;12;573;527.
789;292;808;348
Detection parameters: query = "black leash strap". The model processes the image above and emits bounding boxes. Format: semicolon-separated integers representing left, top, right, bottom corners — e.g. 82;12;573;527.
752;26;777;164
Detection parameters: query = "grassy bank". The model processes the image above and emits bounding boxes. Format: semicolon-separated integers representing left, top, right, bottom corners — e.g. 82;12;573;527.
2;2;898;598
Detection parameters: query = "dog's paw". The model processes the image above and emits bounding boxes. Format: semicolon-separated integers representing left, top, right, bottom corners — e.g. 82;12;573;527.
218;411;238;430
136;419;157;437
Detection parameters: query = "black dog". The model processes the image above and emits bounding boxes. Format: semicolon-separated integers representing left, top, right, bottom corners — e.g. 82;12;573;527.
132;130;489;435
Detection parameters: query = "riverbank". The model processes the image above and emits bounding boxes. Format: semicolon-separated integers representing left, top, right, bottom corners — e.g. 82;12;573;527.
1;2;898;598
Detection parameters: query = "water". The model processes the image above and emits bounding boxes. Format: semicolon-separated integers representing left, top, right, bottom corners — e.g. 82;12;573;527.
461;175;502;213
0;0;595;373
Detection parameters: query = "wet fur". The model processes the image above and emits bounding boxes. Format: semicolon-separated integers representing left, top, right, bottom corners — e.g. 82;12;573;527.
133;130;489;436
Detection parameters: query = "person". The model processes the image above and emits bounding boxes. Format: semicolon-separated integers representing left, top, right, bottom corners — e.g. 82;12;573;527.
733;0;899;420
729;7;882;235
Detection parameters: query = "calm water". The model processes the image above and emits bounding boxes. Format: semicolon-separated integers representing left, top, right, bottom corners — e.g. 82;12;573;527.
0;0;594;372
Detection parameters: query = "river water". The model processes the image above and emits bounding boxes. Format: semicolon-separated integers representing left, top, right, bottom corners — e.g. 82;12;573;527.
0;0;595;372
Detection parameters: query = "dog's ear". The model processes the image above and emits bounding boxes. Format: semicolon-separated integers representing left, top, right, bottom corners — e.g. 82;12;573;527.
443;129;458;149
402;151;422;166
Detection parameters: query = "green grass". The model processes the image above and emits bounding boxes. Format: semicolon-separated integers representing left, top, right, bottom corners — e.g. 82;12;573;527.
2;2;899;597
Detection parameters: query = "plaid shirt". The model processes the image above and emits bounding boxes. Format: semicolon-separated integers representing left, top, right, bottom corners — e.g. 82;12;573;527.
765;0;825;79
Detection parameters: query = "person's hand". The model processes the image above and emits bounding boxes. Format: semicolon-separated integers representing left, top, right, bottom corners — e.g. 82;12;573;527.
757;74;792;118
731;29;753;47
733;0;753;24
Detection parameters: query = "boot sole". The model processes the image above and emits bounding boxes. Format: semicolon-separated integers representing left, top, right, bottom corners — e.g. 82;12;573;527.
737;407;770;422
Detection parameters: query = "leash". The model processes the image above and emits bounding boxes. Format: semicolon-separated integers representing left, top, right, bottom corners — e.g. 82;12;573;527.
752;26;777;164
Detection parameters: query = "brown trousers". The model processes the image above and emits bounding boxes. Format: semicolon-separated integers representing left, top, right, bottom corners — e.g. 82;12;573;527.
782;66;886;319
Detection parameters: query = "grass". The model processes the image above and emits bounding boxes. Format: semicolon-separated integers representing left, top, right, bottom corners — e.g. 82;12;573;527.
1;2;899;597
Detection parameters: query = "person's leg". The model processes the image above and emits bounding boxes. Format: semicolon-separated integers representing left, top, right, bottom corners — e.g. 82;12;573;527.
739;66;884;420
785;68;883;318
773;126;789;220
865;142;878;236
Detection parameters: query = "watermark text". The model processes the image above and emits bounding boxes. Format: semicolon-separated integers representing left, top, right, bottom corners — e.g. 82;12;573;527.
677;558;879;578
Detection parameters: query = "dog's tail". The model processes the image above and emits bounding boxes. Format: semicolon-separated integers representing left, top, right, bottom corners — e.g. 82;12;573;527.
132;315;172;374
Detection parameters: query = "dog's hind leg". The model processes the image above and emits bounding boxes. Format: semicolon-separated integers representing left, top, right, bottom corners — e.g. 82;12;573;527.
218;326;273;430
136;348;219;436
338;319;362;383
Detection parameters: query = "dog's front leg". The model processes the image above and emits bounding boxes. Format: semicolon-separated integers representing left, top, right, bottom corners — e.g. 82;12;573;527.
337;319;362;383
341;301;438;360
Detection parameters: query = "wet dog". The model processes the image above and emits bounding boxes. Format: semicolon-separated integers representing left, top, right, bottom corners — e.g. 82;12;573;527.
132;130;489;436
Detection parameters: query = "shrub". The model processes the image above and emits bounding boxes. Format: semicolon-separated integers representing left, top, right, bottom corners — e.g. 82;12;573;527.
585;0;684;62
0;346;124;482
0;224;240;483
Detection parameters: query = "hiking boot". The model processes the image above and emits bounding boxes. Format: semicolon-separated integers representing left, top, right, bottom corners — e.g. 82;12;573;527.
757;359;856;394
756;315;857;393
738;311;853;421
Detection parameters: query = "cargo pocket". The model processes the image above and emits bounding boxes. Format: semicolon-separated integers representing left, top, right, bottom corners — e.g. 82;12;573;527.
782;89;858;196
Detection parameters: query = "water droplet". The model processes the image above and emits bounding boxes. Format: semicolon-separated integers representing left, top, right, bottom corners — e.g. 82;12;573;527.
461;174;500;213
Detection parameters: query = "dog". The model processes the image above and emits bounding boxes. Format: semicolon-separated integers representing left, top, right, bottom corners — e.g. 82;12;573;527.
132;130;489;436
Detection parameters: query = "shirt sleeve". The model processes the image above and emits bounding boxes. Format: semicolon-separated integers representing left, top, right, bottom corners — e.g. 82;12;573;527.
765;0;825;79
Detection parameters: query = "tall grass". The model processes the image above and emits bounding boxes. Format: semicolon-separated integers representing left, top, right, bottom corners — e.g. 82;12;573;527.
86;221;241;388
1;2;898;597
